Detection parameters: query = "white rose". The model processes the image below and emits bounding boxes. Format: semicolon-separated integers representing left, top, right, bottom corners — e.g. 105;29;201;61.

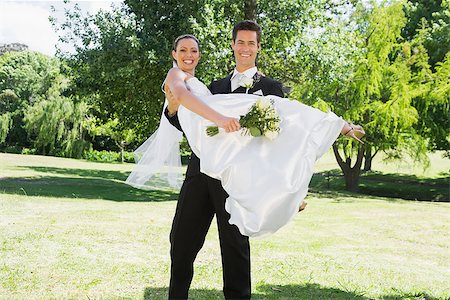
264;130;278;140
239;76;254;89
262;97;271;107
256;97;271;110
267;110;276;118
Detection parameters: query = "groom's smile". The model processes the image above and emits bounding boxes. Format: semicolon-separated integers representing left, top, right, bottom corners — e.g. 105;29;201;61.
232;30;260;72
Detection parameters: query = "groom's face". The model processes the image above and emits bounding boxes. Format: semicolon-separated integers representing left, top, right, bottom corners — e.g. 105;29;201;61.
232;30;260;71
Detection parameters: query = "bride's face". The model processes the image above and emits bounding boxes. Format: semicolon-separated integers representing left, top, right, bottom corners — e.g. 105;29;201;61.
172;38;200;74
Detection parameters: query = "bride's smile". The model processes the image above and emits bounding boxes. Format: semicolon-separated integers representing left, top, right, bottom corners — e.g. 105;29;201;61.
172;37;200;75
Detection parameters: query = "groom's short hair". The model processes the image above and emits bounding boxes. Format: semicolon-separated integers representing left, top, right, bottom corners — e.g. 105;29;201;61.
232;20;262;43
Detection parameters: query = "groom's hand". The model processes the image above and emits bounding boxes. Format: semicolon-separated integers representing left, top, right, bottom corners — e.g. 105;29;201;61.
165;85;180;116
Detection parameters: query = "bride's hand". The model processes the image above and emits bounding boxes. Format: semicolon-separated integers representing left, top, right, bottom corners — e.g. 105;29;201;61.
215;115;241;133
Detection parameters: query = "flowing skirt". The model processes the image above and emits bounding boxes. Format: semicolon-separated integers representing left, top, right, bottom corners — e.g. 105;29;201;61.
178;94;345;237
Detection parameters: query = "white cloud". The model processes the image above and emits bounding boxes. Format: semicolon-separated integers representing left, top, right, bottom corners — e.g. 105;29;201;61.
0;1;58;55
0;1;121;56
85;1;116;13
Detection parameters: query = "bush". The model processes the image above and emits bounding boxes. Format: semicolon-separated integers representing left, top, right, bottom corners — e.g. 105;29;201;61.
1;145;23;154
123;151;135;163
180;136;192;165
83;150;135;163
21;148;36;155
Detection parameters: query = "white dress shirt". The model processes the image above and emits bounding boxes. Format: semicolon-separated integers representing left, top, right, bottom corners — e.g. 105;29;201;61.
230;67;258;92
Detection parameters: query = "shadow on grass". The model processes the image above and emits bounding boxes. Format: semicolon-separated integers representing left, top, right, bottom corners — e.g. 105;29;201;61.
2;165;448;202
143;285;442;300
380;293;443;300
143;283;368;300
310;169;449;202
18;166;132;181
0;166;179;202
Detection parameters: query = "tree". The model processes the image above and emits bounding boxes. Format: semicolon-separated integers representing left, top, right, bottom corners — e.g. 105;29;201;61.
0;51;62;148
52;0;349;141
23;82;90;157
402;0;450;152
403;0;449;68
88;118;136;162
413;51;450;153
52;0;206;142
244;0;257;20
275;1;443;190
0;112;12;144
0;51;60;102
328;1;443;190
191;0;356;85
0;90;19;144
53;0;447;191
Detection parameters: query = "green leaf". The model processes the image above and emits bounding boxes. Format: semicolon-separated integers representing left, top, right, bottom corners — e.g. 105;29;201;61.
249;127;262;137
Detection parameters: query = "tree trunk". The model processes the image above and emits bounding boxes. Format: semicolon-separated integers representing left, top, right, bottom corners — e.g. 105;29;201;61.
362;111;373;171
343;168;361;192
363;147;372;171
244;0;257;20
363;146;379;171
119;141;125;163
332;144;365;192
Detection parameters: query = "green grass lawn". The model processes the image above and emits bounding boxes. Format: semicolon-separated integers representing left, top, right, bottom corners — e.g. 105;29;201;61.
0;152;449;299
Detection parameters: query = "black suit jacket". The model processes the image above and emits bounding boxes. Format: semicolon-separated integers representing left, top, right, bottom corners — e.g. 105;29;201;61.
209;73;284;96
165;73;284;177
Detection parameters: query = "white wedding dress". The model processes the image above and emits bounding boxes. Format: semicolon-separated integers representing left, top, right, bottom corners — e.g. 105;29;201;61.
174;77;345;237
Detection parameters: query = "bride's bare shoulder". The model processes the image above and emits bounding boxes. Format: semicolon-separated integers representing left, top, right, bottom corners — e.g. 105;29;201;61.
166;67;193;83
167;67;184;77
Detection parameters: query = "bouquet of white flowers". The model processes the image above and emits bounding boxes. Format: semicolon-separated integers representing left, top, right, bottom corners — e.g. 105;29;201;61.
206;97;281;140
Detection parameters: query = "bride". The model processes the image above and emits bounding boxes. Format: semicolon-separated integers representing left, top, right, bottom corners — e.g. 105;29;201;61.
126;34;364;237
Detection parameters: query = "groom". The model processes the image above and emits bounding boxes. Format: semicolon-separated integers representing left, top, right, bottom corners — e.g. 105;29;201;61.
164;20;284;300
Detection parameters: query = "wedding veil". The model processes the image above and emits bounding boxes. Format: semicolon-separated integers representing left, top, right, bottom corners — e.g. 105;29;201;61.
125;92;184;191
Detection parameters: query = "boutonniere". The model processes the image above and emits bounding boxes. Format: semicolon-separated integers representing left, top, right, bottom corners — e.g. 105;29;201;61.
238;71;264;94
253;71;263;85
238;76;254;94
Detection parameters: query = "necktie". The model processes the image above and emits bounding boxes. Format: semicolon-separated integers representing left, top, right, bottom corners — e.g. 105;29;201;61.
232;73;245;91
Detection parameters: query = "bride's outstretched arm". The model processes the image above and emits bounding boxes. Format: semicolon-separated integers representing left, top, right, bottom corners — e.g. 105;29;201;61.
165;68;240;132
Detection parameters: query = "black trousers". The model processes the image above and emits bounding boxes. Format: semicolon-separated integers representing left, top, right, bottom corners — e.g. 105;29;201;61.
168;173;251;300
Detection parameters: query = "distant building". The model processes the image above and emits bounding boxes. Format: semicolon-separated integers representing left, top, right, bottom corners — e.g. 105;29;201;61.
0;43;29;55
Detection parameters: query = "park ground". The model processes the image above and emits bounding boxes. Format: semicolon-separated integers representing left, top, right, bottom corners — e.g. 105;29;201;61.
0;152;449;299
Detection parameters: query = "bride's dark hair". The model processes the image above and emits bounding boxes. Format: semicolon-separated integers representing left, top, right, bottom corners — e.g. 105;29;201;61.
172;34;200;51
172;34;200;65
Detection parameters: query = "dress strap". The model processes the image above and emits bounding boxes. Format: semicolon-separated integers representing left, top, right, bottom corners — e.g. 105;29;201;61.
161;79;167;94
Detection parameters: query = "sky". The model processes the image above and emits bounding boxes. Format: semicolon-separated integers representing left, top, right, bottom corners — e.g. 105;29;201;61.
0;0;122;56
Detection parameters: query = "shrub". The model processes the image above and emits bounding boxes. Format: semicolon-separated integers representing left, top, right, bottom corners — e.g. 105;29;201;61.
83;150;134;163
21;148;36;155
1;145;23;154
